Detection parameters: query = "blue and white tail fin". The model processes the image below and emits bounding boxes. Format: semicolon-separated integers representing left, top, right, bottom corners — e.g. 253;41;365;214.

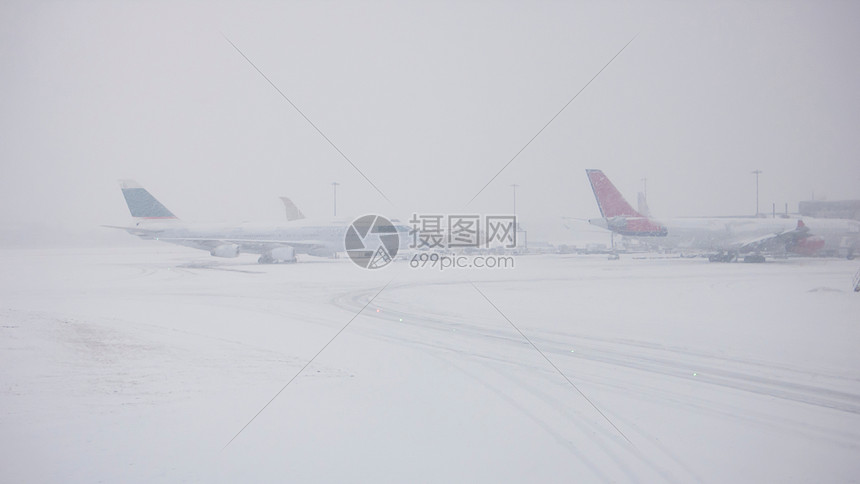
118;180;178;220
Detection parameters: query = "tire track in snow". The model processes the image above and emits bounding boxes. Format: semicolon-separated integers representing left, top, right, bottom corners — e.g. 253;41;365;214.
332;281;860;417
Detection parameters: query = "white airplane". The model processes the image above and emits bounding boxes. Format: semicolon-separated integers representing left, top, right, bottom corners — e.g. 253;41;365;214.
108;180;408;264
585;169;825;262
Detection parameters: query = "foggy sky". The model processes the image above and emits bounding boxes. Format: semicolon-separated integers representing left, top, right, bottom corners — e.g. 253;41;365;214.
2;1;859;244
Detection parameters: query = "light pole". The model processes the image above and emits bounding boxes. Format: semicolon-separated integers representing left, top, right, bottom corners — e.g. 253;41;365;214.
332;182;340;217
510;184;519;229
751;170;762;217
510;184;519;215
641;177;647;200
508;183;525;249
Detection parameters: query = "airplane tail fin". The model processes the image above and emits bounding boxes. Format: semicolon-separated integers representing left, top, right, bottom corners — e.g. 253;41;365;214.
280;197;305;222
118;180;178;220
586;169;642;218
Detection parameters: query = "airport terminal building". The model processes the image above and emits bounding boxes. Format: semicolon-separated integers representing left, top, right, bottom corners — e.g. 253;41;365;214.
799;200;860;221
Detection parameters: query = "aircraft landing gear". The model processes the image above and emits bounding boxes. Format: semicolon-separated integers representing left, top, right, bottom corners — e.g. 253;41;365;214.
743;254;766;263
708;251;738;263
257;255;297;264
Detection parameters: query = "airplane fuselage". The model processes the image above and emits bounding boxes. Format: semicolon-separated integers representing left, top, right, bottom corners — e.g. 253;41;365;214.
588;214;818;254
141;219;348;256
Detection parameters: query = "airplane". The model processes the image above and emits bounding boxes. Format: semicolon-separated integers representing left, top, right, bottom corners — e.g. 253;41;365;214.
794;216;859;259
638;185;858;260
107;180;409;264
584;169;825;262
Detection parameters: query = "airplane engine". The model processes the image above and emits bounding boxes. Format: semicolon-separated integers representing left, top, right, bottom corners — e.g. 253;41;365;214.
210;244;240;258
270;247;296;262
258;247;296;264
308;247;336;258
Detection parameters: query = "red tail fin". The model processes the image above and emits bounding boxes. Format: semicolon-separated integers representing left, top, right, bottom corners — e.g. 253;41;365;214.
586;170;641;218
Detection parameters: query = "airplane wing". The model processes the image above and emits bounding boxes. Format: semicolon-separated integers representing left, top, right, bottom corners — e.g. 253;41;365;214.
733;220;810;254
101;224;165;239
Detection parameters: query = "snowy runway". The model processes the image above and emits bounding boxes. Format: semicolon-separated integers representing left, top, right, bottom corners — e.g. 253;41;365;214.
2;246;859;482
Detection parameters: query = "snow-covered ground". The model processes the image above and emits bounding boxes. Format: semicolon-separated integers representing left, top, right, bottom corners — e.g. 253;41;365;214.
2;245;859;483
